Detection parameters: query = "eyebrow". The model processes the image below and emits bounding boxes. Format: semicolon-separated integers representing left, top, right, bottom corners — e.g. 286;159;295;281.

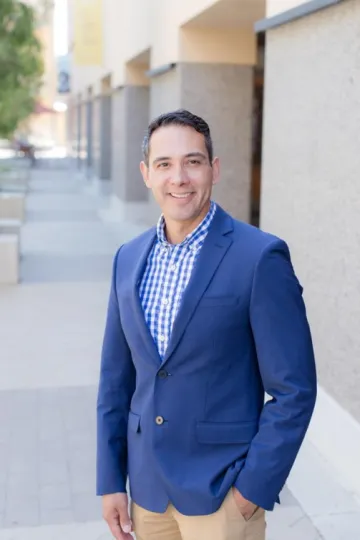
152;152;208;165
152;156;171;165
185;152;207;160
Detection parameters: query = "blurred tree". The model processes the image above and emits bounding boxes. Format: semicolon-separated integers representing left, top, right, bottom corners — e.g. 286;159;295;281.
0;0;44;139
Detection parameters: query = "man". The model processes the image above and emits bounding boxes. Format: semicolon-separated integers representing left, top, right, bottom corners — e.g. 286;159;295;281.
97;109;317;540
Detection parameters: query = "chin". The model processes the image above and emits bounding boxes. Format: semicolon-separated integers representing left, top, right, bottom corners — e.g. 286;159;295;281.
167;209;195;222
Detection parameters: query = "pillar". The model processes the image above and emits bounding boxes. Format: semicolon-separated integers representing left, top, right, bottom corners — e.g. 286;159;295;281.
85;98;93;176
149;62;253;222
148;27;257;223
110;84;150;218
92;95;101;178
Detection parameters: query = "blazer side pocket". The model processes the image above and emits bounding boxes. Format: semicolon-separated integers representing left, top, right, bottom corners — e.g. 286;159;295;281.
196;421;258;444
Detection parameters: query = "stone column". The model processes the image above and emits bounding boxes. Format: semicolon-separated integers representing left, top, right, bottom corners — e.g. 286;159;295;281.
76;101;82;167
85;99;94;176
149;63;254;222
79;101;87;170
92;96;101;178
110;85;150;220
98;94;112;181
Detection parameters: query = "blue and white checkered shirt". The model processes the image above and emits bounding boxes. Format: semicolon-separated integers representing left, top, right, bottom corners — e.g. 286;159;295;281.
139;201;217;359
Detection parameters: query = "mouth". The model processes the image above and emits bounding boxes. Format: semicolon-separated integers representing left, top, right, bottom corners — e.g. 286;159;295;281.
168;192;195;200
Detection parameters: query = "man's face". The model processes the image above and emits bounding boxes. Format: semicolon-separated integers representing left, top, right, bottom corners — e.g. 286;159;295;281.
140;125;219;223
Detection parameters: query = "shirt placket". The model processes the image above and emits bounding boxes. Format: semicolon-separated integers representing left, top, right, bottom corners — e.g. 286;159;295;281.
157;245;173;358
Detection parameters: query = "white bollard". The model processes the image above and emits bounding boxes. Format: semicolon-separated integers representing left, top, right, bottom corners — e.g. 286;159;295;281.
0;234;19;284
0;218;22;235
0;193;26;221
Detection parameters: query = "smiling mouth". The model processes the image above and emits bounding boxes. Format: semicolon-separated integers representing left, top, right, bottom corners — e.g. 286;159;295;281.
169;192;194;199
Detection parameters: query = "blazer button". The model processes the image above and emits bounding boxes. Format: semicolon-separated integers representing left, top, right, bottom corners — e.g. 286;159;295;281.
158;369;168;379
155;416;164;425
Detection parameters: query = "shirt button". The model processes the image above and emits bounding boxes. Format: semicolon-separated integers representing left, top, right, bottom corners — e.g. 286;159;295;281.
162;298;169;305
155;416;164;425
171;264;177;271
159;335;165;342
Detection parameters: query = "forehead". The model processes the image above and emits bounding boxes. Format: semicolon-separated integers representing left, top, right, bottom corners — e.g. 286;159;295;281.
149;125;206;157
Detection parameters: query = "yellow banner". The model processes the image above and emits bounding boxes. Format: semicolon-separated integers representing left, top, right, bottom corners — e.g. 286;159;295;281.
73;0;103;66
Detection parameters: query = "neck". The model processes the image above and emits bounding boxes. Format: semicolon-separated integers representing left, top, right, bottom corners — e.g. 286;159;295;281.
164;202;211;245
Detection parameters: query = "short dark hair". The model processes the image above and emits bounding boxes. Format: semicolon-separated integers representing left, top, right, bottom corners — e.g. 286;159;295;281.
142;109;213;166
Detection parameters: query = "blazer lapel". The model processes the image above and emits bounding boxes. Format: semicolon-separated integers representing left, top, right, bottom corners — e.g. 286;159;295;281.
130;228;162;364
162;207;234;365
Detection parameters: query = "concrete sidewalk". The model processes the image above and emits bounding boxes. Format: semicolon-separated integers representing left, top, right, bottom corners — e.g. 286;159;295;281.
0;162;356;539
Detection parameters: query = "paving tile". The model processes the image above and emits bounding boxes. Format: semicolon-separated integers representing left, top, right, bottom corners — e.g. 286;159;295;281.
6;480;38;499
7;470;38;492
267;511;321;540
0;487;5;515
39;507;74;526
266;503;304;529
278;485;300;507
288;439;360;517
4;500;39;528
39;461;69;486
0;468;7;486
72;493;102;522
312;512;360;540
70;469;96;495
40;484;71;510
0;520;111;539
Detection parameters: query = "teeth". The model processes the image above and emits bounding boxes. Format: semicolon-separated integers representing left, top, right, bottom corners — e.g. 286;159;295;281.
170;193;192;199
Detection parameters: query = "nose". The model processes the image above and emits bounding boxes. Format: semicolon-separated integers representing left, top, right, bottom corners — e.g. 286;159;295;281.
171;164;188;185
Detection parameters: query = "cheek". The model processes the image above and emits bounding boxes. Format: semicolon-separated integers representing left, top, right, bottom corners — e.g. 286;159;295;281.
150;178;169;196
188;172;213;188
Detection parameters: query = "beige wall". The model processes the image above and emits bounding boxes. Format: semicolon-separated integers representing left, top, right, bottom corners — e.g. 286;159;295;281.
123;0;151;63
151;0;263;69
126;65;150;87
150;0;223;69
150;0;179;69
266;0;308;17
177;0;221;25
180;28;256;65
102;0;126;86
260;0;360;421
70;0;264;92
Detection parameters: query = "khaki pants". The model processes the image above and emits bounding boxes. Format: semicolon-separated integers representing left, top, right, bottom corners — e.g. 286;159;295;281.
131;490;266;540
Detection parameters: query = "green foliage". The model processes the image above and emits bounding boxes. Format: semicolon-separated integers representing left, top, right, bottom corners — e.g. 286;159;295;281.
0;0;44;138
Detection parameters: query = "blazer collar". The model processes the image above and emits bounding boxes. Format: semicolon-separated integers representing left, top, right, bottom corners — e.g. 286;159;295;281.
163;205;234;364
130;205;234;366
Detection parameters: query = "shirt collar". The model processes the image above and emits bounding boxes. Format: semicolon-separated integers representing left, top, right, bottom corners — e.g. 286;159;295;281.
157;201;217;250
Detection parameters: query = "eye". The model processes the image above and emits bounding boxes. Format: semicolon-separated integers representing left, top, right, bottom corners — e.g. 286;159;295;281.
158;162;169;169
188;159;201;165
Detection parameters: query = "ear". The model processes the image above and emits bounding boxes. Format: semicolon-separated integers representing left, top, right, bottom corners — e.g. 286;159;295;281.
140;161;151;188
212;157;220;185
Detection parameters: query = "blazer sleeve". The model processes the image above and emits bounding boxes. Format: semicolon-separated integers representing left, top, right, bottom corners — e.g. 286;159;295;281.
96;247;136;495
234;239;317;511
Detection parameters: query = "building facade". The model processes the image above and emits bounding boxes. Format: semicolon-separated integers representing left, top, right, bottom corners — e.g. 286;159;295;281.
68;0;360;500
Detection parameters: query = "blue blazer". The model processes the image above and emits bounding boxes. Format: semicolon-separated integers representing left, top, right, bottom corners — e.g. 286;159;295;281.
96;206;317;515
